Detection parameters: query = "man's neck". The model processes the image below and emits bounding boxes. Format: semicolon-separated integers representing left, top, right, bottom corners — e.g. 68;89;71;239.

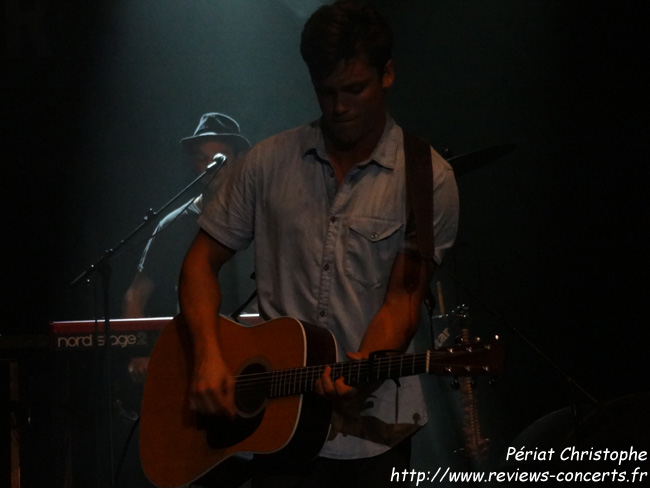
324;120;386;184
325;143;369;184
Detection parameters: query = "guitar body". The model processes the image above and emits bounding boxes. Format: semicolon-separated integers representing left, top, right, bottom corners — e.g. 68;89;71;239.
140;312;504;487
140;315;336;488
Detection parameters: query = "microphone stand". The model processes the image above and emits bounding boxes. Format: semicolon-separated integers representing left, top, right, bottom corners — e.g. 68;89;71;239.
69;155;227;488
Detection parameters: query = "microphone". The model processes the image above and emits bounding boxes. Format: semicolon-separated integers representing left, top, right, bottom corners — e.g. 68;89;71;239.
207;153;227;172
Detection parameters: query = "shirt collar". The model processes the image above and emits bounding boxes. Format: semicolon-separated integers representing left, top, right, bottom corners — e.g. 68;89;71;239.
302;115;399;170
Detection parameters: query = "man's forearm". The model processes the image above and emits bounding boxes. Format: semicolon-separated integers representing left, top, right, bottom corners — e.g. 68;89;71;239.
358;253;432;356
122;272;154;318
178;230;234;361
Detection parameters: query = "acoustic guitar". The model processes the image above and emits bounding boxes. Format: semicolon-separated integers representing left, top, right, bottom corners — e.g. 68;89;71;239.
140;315;503;487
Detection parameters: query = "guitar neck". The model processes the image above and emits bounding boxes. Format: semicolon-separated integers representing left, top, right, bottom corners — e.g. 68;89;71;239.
266;352;430;399
235;339;501;400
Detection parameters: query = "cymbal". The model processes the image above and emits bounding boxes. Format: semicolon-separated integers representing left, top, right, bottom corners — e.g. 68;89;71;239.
446;144;516;177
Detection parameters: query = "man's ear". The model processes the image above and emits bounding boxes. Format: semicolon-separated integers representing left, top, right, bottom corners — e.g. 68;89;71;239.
382;60;395;89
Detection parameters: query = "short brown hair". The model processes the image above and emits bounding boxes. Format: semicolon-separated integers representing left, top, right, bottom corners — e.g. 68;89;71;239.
300;0;393;81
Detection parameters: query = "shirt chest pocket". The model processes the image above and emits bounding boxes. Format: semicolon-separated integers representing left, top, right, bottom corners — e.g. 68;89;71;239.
344;217;404;288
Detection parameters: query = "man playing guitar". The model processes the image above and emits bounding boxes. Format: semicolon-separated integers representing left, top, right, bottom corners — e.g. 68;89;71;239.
177;1;459;486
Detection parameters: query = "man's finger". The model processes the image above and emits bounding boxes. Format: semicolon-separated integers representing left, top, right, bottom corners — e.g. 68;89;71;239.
334;377;355;399
320;365;336;395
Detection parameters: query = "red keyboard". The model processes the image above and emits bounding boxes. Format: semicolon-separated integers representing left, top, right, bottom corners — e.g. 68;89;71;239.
50;317;172;351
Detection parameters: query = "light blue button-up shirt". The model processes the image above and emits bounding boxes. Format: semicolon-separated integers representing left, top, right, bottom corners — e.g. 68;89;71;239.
199;116;459;459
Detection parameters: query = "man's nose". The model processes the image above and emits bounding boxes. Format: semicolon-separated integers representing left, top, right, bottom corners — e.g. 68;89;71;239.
332;93;349;115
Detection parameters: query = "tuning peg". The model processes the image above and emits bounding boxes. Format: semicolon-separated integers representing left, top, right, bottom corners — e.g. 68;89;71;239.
450;377;460;390
488;377;497;387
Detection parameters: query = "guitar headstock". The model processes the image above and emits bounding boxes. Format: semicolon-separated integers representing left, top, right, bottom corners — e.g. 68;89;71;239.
428;336;504;377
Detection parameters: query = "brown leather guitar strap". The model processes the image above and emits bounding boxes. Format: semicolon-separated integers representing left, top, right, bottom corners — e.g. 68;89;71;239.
403;131;435;270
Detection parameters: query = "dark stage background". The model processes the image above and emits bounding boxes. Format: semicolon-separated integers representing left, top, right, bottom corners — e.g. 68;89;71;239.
2;1;648;487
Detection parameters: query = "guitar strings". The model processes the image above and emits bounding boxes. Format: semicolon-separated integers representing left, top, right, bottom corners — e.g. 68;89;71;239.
233;348;476;383
232;348;483;397
233;353;429;382
232;353;431;396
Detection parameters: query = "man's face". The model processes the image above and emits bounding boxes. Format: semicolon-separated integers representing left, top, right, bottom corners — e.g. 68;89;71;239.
313;57;394;151
187;139;237;174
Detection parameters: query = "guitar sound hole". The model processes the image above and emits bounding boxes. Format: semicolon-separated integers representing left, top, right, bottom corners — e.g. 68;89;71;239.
235;362;269;416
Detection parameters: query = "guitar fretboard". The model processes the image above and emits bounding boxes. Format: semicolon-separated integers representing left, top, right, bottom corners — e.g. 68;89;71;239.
234;352;431;399
280;351;429;398
233;341;498;401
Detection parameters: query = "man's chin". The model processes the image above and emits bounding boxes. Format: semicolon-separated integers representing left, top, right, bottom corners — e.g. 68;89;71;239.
326;127;361;149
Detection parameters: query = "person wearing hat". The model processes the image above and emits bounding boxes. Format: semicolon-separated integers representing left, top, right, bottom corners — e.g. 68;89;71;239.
110;113;250;488
122;113;251;382
180;112;251;176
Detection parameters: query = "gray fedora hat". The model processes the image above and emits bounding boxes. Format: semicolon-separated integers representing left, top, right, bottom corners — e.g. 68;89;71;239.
180;112;250;152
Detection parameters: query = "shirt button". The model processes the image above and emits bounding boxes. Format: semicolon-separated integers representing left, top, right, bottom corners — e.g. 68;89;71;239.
330;216;337;223
323;263;330;271
319;310;325;317
370;231;379;240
